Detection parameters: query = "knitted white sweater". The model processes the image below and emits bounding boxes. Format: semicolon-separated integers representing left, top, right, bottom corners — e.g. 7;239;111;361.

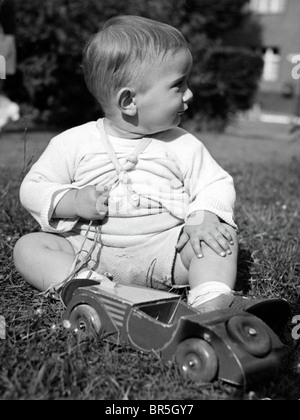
20;120;237;247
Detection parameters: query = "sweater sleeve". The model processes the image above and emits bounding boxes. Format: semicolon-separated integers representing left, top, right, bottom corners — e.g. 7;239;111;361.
183;141;237;229
20;136;80;233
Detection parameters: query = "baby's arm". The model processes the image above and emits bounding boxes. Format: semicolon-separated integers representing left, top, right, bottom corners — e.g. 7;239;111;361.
176;210;235;258
20;136;108;232
53;185;109;221
184;143;236;228
177;140;237;257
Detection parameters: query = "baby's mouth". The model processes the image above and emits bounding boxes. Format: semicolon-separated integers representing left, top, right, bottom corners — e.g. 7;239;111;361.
178;107;188;115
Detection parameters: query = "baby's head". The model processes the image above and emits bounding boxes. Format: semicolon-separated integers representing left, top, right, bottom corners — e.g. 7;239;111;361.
83;16;193;136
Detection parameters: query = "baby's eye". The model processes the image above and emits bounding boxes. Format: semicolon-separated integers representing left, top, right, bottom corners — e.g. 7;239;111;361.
173;81;184;89
173;80;184;89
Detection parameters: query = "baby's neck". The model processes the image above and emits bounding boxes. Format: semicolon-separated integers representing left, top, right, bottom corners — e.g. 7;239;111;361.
104;117;147;140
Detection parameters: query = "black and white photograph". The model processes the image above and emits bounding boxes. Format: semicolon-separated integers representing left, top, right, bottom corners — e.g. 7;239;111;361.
0;0;300;402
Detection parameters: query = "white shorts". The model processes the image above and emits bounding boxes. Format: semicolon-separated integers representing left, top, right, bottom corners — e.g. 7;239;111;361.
62;225;184;291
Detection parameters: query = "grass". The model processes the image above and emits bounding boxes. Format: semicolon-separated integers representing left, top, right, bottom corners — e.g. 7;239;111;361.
0;126;300;400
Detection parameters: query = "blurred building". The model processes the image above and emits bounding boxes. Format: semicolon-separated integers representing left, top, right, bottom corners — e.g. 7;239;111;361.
249;0;300;115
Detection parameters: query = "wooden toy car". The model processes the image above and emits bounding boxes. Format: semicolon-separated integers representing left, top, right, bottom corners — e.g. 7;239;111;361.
62;279;288;388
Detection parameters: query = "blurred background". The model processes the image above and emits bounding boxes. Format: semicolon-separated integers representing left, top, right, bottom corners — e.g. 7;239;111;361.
0;0;300;133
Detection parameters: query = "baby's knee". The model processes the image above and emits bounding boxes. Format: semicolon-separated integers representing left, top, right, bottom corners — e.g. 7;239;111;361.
181;224;238;266
13;234;38;266
14;234;31;256
14;233;51;265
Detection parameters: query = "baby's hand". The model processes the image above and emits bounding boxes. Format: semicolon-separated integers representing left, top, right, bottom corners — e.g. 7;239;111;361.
176;210;234;258
75;185;109;221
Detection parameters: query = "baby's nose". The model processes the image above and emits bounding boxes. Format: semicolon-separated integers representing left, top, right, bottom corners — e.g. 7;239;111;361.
183;88;193;103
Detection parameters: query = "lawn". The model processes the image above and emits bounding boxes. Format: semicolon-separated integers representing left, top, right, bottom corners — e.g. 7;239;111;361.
0;121;300;400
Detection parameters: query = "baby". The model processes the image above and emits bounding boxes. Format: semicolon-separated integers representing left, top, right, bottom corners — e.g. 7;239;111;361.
14;16;240;313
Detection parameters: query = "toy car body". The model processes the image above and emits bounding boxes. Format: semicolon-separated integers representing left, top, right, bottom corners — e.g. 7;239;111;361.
62;280;287;388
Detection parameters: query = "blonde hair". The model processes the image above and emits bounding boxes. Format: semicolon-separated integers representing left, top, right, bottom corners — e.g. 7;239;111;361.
82;15;189;110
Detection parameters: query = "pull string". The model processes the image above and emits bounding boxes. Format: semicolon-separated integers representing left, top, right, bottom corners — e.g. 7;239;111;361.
41;221;101;303
96;119;152;207
97;120;124;175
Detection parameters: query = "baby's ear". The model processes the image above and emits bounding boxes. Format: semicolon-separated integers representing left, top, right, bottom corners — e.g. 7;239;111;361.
117;88;137;116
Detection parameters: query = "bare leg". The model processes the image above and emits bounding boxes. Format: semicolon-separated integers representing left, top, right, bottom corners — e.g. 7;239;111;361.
13;232;76;291
173;224;238;308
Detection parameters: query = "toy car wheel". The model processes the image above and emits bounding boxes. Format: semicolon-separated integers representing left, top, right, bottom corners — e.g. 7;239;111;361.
227;316;272;357
175;338;218;383
68;304;102;337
